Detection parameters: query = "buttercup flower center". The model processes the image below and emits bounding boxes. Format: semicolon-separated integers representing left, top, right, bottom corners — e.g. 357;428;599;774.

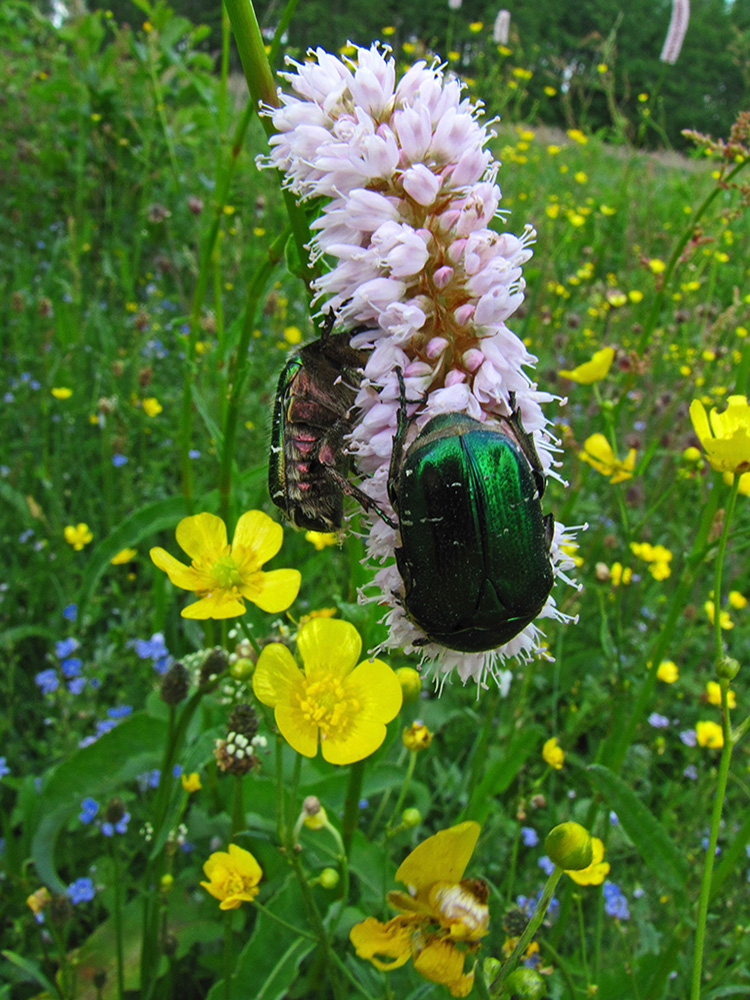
210;554;244;591
296;673;359;740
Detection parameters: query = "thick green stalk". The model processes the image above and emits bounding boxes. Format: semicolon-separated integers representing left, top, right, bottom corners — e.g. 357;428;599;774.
342;759;366;853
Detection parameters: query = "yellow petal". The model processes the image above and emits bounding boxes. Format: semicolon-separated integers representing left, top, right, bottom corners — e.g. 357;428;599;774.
348;657;403;722
253;643;303;707
349;916;413;971
297;618;362;679
396;822;480;894
413;937;474;996
689;399;711;443
321;716;389;765
150;547;205;592
176;512;228;562
232;510;283;567
274;702;320;757
227;844;262;883
559;346;615;384
181;591;246;619
248;568;301;613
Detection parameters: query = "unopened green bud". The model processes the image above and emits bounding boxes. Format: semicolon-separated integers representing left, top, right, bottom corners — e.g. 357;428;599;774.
229;657;256;680
500;968;547;999
319;867;339;890
396;667;422;704
482;956;501;983
545;822;593;871
402;807;422;829
716;655;740;681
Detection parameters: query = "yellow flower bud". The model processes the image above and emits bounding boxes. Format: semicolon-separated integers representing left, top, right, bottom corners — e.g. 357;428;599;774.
396;666;422;703
545;822;593;871
402;721;432;751
302;796;328;830
229;657;256;680
160;874;174;893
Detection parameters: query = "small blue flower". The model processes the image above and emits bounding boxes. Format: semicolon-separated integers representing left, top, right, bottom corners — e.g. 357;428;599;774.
61;657;83;678
133;633;171;674
609;811;619;826
30;379;41;390
701;836;720;855
538;855;555;876
521;826;539;847
107;705;132;719
66;877;96;904
95;718;118;737
137;769;161;792
188;449;201;460
112;454;128;467
55;637;79;659
172;764;183;777
19;528;34;543
603;880;630;919
0;757;10;779
102;811;130;837
680;730;698;747
63;603;78;622
648;712;669;729
35;668;59;695
683;764;698;780
79;798;99;824
68;677;86;695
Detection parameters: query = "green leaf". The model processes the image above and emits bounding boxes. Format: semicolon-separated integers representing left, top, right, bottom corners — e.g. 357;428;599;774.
1;950;58;995
462;724;544;824
710;803;750;901
0;624;56;649
191;383;224;450
76;495;216;622
0;480;33;522
31;712;168;891
586;764;688;898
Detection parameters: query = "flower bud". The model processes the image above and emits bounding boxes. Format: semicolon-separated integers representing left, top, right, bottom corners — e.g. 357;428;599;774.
402;721;432;751
716;655;740;681
160;874;174;893
544;822;593;871
396;667;422;703
302;796;328;831
500;968;547;998
229;657;255;680
682;446;703;465
402;807;422;828
200;647;228;685
160;662;189;705
319;867;340;890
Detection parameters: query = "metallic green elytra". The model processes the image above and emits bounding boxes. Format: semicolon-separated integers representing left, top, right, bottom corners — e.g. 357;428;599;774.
269;327;368;532
388;389;554;653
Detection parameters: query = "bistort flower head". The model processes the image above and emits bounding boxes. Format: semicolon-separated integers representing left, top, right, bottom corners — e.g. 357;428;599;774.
201;843;262;909
689;395;750;474
252;617;402;764
263;43;578;689
350;821;488;996
150;511;300;619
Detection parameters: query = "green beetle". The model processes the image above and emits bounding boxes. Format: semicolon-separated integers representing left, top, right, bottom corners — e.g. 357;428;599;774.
387;377;554;653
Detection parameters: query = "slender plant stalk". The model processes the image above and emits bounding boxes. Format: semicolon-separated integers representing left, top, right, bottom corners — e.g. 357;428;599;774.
690;474;741;1000
386;749;417;832
110;839;125;1000
342;759;366;853
223;909;234;1000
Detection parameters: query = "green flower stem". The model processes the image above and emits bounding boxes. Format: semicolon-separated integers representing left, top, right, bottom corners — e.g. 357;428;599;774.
223;0;316;294
218;227;287;524
575;893;589;985
691;475;741;1000
503;823;521;906
490;865;564;996
109;839;125;1000
386;749;417;833
237;617;262;656
230;774;245;839
288;848;345;1000
342;758;366;853
268;0;300;66
223;908;233;1000
712;476;740;660
691;681;734;1000
275;733;287;845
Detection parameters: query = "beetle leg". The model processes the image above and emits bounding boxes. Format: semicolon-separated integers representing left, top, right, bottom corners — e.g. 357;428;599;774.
503;390;547;497
543;513;555;551
323;467;398;529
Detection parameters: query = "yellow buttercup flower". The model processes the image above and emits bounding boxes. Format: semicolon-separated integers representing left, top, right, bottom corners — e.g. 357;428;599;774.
657;660;679;683
559;346;615;384
142;397;163;417
729;590;747;609
304;530;338;550
64;523;93;550
579;434;636;483
51;387;73;400
542;736;565;770
150;511;300;620
350;822;487;997
689;395;750;474
26;887;51;917
706;680;736;709
402;721;432;752
252;618;402;765
705;600;733;630
181;772;202;793
696;720;724;749
201;844;262;909
566;837;610;886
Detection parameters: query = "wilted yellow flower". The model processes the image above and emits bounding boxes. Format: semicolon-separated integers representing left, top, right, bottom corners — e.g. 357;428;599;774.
26;887;51;917
64;523;93;551
579;434;637;483
350;822;487;997
705;600;733;630
181;772;202;793
111;547;137;565
403;721;432;752
729;590;747;609
706;680;736;709
689;396;750;474
559;347;615;384
696;720;724;749
51;387;73;400
543;736;565;770
657;660;679;683
142;397;163;417
253;618;402;765
566;837;610;886
201;844;262;909
150;511;300;619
